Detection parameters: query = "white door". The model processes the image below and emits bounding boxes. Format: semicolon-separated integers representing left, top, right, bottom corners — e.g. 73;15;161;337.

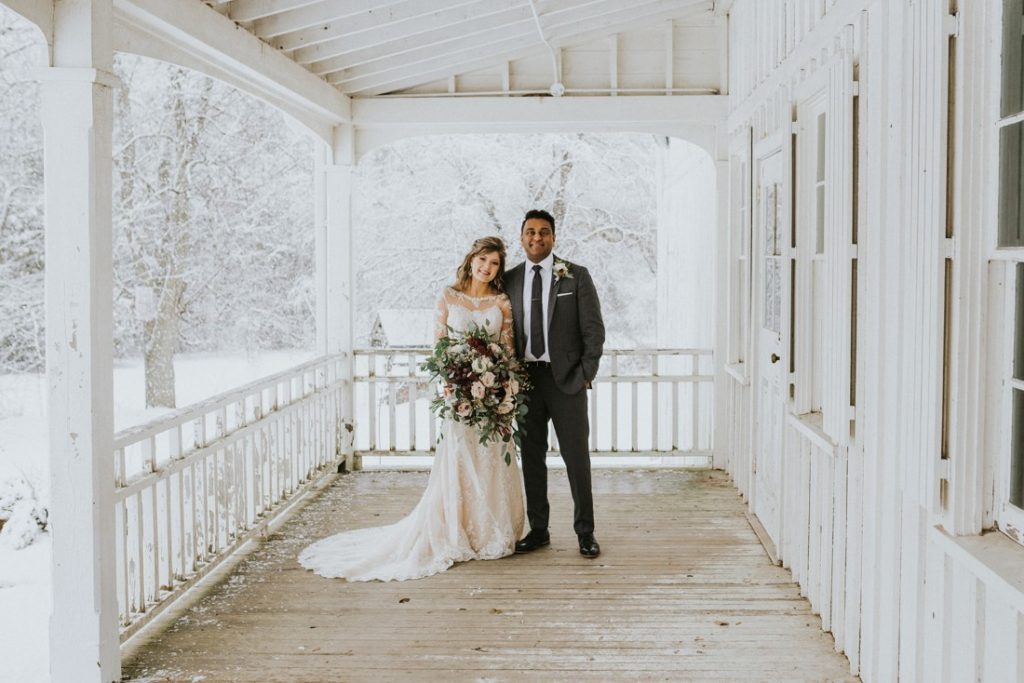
751;135;787;554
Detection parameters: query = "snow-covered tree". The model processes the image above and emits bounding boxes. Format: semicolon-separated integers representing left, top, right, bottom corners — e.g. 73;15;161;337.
111;55;315;407
353;133;660;349
0;13;44;375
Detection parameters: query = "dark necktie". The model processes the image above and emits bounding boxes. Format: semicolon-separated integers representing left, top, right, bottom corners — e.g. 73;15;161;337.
530;264;545;358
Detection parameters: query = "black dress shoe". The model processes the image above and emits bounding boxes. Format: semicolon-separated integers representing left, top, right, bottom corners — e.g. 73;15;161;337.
515;529;550;553
578;533;600;558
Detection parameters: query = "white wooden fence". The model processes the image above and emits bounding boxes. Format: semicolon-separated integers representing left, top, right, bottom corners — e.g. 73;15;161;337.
111;348;711;638
352;348;714;460
113;355;348;638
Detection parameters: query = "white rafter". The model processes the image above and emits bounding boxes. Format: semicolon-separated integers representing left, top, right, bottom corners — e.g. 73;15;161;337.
290;0;524;63
307;3;534;74
328;29;538;89
343;0;711;96
271;0;526;51
327;20;542;84
254;0;382;39
228;0;324;23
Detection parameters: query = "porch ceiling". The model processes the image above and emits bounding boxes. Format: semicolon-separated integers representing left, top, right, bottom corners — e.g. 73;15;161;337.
207;0;721;98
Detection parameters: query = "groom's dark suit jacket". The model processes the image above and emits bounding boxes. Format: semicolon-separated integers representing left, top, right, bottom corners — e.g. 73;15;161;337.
505;257;605;395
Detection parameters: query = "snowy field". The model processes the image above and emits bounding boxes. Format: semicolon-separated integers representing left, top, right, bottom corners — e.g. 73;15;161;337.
0;350;310;683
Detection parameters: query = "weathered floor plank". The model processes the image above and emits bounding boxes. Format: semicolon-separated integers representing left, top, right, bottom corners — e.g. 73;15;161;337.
122;469;858;682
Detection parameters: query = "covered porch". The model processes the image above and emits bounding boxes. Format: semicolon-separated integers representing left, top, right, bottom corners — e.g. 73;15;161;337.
4;1;739;681
10;0;1024;681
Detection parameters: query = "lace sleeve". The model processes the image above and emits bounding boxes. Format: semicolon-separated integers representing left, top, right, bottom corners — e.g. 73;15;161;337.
499;295;514;353
434;290;449;341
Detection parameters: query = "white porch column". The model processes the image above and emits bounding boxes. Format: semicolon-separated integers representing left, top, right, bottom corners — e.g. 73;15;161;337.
712;154;730;470
38;1;119;681
315;124;356;469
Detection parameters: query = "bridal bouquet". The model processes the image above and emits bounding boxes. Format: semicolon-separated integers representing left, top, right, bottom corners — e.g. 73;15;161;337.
420;323;531;464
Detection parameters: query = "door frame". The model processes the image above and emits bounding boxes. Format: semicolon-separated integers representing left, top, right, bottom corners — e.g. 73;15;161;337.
749;128;793;560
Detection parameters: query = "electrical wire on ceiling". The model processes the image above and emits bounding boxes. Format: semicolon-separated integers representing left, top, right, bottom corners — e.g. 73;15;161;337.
526;0;565;96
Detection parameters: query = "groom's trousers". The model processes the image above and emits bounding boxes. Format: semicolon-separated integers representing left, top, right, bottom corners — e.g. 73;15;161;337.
520;362;594;536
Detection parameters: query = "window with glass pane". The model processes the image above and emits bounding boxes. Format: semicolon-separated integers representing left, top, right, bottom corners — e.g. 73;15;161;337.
1001;0;1023;119
1000;0;1024;246
1003;0;1024;514
1011;265;1024;507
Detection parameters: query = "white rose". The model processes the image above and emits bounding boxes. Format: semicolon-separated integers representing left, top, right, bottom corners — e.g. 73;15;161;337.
471;357;487;374
480;371;496;387
456;401;472;417
488;343;502;356
497;400;514;414
471;382;486;399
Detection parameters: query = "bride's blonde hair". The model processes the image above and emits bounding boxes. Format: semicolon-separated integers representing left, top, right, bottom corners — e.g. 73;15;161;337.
454;236;507;293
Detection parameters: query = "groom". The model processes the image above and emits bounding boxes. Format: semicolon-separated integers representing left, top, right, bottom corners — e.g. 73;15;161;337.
505;209;605;558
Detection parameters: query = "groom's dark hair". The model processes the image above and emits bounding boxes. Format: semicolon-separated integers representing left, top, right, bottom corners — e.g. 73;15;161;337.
521;209;555;235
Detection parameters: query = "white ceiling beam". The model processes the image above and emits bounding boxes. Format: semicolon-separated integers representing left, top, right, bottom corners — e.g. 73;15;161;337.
307;4;534;74
113;0;349;125
348;1;712;96
322;18;538;81
353;94;726;126
353;94;725;157
1;0;53;40
229;0;323;23
272;0;526;52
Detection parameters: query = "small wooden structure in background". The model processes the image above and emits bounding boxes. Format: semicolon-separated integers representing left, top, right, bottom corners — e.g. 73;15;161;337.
369;308;434;349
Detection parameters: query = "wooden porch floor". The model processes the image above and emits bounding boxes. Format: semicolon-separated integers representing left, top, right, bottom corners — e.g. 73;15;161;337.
122;468;857;682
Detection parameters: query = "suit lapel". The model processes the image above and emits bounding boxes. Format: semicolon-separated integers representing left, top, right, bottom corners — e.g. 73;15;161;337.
546;255;561;329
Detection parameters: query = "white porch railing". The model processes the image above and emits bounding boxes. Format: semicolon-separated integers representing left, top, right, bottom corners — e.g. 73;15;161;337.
353;348;714;461
113;354;349;639
111;347;711;640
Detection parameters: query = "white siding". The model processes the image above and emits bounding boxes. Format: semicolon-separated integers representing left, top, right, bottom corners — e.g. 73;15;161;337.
723;0;1024;680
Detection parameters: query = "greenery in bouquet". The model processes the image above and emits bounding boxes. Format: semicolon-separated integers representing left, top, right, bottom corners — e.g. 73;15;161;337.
420;323;531;465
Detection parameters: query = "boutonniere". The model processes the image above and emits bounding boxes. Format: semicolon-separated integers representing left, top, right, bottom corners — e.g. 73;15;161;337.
552;259;573;281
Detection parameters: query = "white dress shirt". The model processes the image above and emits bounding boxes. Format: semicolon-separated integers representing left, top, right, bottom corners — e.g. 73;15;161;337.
522;253;554;362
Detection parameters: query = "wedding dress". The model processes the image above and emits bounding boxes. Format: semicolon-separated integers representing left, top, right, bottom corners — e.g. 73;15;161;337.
298;287;528;582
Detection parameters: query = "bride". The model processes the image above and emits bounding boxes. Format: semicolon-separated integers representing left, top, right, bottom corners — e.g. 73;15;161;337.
298;236;528;582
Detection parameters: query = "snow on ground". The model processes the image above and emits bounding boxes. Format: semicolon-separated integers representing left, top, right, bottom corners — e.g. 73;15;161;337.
0;536;50;682
0;349;310;682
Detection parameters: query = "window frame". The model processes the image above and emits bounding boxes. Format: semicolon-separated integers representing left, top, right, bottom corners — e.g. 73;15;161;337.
993;0;1024;545
793;75;830;420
